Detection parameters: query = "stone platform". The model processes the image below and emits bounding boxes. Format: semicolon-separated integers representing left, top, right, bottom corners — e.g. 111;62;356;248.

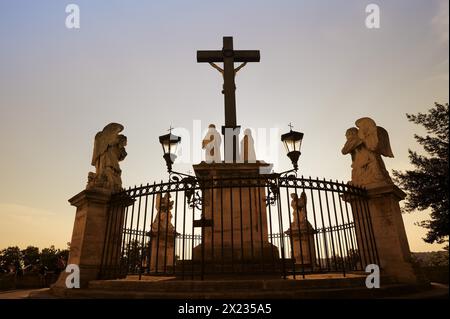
30;273;433;299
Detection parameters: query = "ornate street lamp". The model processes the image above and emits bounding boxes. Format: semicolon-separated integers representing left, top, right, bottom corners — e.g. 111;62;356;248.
281;125;304;171
159;131;181;173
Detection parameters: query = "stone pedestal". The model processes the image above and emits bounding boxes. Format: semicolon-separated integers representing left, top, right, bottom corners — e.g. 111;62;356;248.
53;188;128;288
148;231;177;272
192;162;279;263
146;210;178;272
286;221;316;266
353;182;419;284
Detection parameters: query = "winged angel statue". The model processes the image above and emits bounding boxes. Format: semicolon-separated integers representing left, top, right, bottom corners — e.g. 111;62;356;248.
87;123;127;192
341;117;394;186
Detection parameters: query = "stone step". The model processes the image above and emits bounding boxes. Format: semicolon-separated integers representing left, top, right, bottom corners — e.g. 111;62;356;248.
43;282;428;299
87;274;396;292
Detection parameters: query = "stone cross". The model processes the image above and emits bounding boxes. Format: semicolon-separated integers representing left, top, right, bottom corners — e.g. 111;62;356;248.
197;36;260;162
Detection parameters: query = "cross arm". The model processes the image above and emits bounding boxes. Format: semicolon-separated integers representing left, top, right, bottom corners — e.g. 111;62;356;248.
197;50;260;63
233;50;260;62
197;50;223;63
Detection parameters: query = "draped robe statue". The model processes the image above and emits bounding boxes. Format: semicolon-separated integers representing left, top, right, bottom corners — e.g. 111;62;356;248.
240;128;257;163
87;123;127;192
341;117;394;186
202;124;222;163
151;193;175;232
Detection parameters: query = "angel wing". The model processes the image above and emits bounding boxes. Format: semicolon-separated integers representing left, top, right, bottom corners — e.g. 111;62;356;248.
355;117;378;152
91;123;124;166
376;126;394;157
355;118;394;158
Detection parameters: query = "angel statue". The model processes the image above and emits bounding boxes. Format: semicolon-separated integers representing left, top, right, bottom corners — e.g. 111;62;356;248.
341;117;394;186
291;192;307;225
151;193;174;232
155;192;174;214
87;123;127;192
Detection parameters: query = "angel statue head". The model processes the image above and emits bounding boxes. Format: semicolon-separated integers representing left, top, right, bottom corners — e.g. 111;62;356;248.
87;123;127;192
342;117;394;187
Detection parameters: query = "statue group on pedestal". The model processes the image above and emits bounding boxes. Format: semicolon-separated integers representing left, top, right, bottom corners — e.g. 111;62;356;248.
288;191;316;265
84;117;394;192
202;124;257;163
151;193;175;232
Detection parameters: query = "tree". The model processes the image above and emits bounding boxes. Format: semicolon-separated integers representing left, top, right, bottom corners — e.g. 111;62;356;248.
57;248;69;263
21;246;40;267
40;245;59;272
123;240;144;272
393;102;449;245
427;251;449;267
411;251;449;267
346;249;360;270
0;246;23;272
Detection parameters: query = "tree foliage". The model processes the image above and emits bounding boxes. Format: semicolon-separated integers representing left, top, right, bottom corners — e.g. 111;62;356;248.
393;102;449;244
412;251;449;267
0;245;69;273
21;246;40;267
0;246;22;272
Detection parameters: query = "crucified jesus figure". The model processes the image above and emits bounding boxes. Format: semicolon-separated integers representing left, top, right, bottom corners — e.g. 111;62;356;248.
209;62;247;94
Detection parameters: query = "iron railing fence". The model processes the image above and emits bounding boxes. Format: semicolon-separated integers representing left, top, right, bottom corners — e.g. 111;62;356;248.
99;175;379;280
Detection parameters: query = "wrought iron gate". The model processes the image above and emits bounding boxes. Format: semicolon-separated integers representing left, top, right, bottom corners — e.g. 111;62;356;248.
99;175;379;280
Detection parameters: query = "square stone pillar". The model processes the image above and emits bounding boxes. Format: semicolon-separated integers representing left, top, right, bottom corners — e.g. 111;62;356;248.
360;183;419;284
146;208;178;273
53;188;129;288
148;231;177;272
192;162;279;265
286;222;316;266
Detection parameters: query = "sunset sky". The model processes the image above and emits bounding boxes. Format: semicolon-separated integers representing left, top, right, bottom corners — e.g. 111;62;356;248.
0;0;448;252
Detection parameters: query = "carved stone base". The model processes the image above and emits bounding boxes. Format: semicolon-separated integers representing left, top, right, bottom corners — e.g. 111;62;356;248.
353;182;422;284
286;226;316;266
192;162;278;265
52;188;132;288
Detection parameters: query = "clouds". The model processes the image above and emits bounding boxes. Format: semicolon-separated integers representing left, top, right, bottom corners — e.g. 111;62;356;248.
427;0;449;83
432;0;449;45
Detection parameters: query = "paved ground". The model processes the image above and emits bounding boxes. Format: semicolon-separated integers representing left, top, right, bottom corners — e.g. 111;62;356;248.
386;283;448;299
0;283;448;299
125;273;364;281
0;288;50;299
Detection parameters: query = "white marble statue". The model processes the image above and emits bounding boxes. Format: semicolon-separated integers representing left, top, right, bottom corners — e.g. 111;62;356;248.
240;128;257;163
341;117;394;186
202;124;222;163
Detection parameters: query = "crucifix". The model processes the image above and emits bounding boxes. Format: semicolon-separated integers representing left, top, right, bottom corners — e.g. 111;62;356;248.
197;36;260;162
